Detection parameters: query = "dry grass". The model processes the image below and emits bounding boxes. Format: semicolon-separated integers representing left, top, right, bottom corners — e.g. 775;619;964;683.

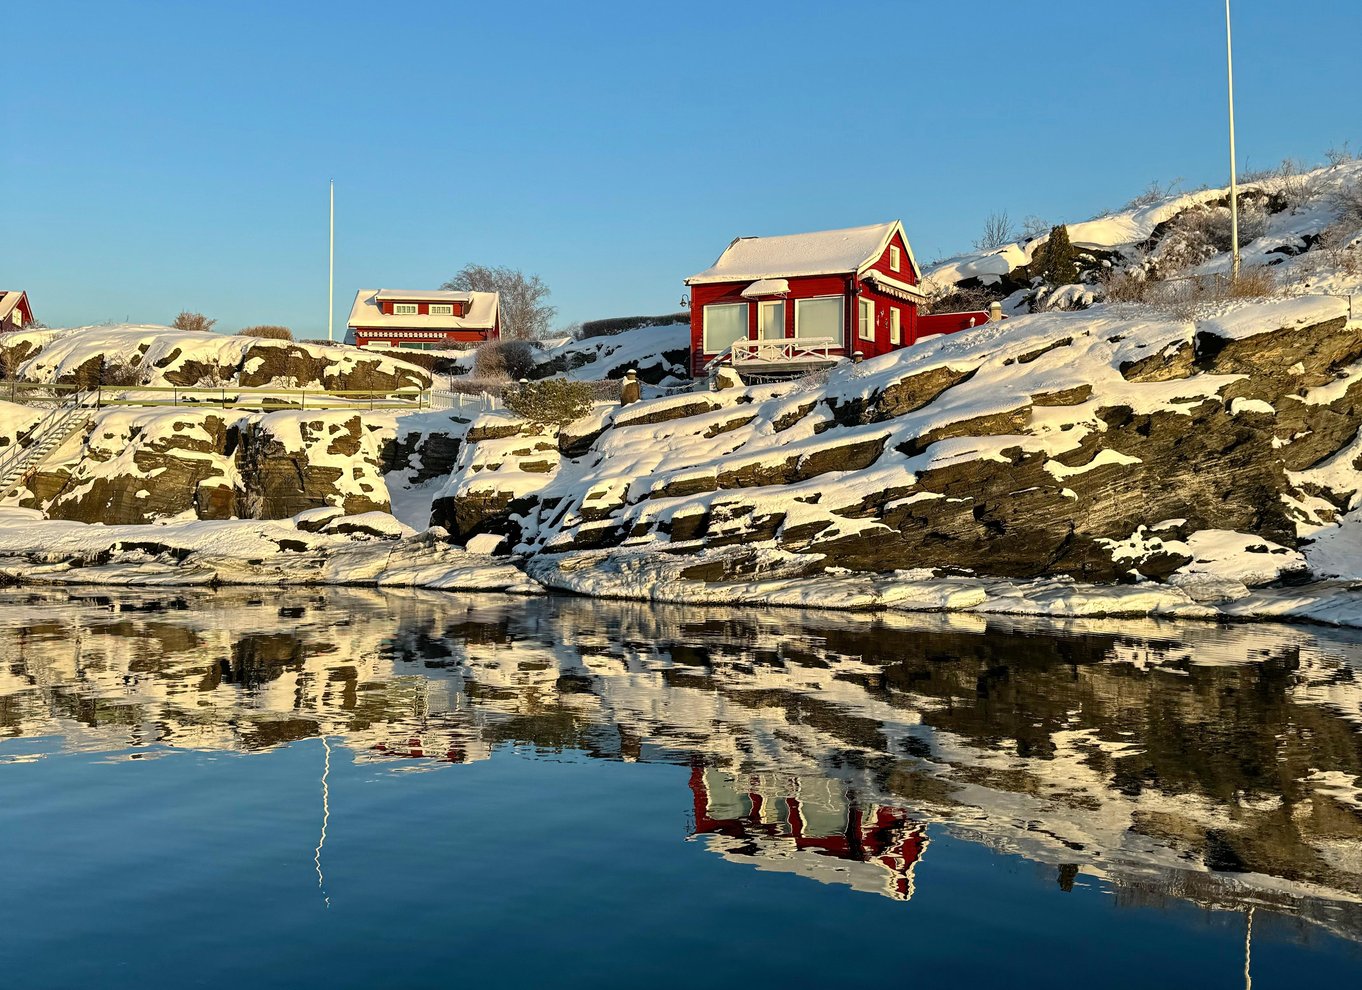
237;325;293;341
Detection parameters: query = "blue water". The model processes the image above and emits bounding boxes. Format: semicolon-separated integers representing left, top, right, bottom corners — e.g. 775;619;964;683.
0;588;1359;988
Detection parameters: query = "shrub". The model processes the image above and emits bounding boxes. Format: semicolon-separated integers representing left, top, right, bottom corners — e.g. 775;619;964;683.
1099;267;1154;304
1031;225;1080;285
237;325;294;340
101;358;145;386
578;313;690;339
504;378;595;430
1272;158;1322;211
1333;178;1362;228
171;311;217;333
473;339;537;380
444;377;510;398
1121;178;1182;212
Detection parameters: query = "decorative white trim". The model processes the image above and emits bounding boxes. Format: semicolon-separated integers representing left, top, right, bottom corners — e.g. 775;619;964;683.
858;297;875;342
757;300;785;340
861;270;927;302
889;245;901;272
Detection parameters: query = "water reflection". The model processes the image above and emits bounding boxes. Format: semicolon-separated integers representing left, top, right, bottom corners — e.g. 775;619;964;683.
1;587;1361;944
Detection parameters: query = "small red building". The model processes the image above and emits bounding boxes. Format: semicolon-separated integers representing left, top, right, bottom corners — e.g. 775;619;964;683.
346;288;499;350
685;221;988;379
0;291;35;332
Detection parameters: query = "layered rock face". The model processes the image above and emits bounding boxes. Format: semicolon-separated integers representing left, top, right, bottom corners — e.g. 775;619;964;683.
17;408;396;524
435;295;1362;587
0;325;431;391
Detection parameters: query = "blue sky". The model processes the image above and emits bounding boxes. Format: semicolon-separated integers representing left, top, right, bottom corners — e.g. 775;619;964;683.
4;0;1359;336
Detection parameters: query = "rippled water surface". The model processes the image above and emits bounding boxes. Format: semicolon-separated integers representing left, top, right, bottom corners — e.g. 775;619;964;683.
1;588;1361;988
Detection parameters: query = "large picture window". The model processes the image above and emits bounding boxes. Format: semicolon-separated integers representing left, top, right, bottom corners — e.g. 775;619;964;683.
794;296;843;344
702;302;748;353
858;297;875;342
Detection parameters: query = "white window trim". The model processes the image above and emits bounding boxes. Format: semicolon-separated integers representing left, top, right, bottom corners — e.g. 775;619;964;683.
889;307;901;345
392;303;419;316
793;295;844;345
429;303;454;316
858;297;875;342
757;300;785;340
702;302;749;353
889;245;901;272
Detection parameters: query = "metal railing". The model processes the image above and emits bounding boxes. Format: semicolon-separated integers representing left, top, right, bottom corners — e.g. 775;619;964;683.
0;389;98;497
1;381;432;411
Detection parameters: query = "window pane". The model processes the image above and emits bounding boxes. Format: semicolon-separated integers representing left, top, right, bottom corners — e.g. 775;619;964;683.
758;301;784;339
890;308;901;344
703;303;748;352
859;298;874;340
794;296;843;344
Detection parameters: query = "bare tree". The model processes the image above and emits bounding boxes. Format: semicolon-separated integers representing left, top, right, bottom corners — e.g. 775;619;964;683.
172;311;217;332
972;211;1016;252
442;264;556;341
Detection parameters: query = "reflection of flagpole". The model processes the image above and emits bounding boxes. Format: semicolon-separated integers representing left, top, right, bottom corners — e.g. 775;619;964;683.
1244;906;1253;990
314;736;332;908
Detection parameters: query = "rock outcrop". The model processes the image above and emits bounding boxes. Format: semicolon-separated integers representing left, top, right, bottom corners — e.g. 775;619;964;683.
433;295;1362;590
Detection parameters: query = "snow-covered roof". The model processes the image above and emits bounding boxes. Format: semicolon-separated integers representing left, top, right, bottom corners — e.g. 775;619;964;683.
686;221;922;284
741;278;790;298
348;288;498;331
0;291;29;323
373;289;474;303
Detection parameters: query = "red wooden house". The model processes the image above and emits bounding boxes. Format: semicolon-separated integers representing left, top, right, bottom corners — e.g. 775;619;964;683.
346;288;499;350
0;291;35;332
685;221;988;379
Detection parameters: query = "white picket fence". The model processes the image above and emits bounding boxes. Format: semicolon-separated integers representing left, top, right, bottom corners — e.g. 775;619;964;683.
429;391;502;413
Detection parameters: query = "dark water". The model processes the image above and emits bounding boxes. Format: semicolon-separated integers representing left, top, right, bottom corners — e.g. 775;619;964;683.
1;589;1360;988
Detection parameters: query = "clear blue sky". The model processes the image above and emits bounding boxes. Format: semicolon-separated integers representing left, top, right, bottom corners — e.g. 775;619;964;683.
4;0;1358;336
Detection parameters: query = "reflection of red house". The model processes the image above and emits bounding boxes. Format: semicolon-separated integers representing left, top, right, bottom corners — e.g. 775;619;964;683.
346;288;500;351
689;765;929;901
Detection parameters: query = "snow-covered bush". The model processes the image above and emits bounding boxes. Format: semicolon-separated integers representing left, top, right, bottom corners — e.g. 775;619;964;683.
504;378;595;430
100;358;146;386
473;339;536;381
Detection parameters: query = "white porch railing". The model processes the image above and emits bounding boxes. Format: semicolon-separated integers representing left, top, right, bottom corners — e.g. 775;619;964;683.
704;336;840;374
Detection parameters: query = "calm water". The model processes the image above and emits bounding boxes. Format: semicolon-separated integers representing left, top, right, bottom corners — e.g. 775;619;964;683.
1;589;1360;988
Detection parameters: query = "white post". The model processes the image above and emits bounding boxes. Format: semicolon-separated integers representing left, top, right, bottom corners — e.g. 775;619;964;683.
328;179;335;342
1226;0;1240;282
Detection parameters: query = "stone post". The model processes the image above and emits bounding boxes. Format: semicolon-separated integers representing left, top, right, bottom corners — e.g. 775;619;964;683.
620;369;641;406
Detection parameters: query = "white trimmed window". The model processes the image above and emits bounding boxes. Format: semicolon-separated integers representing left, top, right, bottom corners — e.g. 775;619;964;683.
889;245;902;272
429;303;454;315
393;303;419;316
757;300;785;339
858;297;875;341
702;302;749;353
890;307;902;345
793;295;843;344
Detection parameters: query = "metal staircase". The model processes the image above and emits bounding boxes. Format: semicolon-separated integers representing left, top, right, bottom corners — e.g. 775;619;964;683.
0;390;97;501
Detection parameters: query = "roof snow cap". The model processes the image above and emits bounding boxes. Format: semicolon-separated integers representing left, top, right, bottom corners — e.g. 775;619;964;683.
686;220;921;285
348;288;499;331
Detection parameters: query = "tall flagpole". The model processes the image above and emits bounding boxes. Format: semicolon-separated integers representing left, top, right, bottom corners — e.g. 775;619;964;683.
1226;0;1240;282
328;179;335;342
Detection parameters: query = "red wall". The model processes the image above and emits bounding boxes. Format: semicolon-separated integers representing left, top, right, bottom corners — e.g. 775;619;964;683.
917;310;991;336
689;273;922;375
353;327;491;348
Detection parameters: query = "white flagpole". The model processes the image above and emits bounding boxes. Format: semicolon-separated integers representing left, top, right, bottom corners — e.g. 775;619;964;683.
1226;0;1240;282
328;179;335;342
